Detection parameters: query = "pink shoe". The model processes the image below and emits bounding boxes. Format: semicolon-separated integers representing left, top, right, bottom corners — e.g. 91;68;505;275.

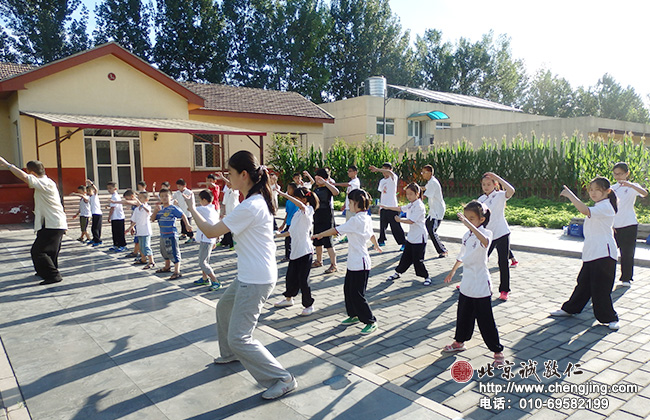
510;260;519;268
499;291;509;301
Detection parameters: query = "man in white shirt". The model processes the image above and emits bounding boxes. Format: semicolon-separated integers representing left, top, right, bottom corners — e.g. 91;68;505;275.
370;163;405;247
0;157;68;285
421;164;448;258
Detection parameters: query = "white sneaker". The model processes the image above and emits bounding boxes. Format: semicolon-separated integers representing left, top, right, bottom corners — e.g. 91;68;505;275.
620;281;631;288
261;375;298;399
213;355;239;364
607;321;620;331
274;298;294;308
300;306;314;316
550;309;572;317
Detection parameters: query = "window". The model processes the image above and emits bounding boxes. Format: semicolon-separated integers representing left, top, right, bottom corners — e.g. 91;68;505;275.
194;135;223;169
462;124;475;128
436;122;451;130
376;118;395;135
408;120;421;138
275;132;307;149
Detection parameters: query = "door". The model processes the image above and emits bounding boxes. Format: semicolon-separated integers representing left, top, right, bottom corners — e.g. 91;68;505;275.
85;135;141;190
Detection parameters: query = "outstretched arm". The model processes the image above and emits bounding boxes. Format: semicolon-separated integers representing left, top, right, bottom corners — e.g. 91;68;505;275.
560;185;589;216
182;191;230;238
0;157;29;184
278;190;306;212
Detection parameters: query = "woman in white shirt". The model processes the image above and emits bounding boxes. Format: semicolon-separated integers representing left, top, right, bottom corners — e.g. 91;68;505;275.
382;183;433;286
478;172;515;301
550;178;620;331
184;150;297;400
275;187;319;316
611;162;648;287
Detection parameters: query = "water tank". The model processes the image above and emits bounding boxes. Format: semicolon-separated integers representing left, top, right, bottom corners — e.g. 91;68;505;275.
364;76;386;97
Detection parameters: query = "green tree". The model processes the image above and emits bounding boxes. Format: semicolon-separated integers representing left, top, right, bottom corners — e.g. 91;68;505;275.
153;0;227;82
0;0;90;64
480;34;528;107
0;27;19;62
414;29;455;92
522;69;575;117
93;0;153;60
592;74;649;123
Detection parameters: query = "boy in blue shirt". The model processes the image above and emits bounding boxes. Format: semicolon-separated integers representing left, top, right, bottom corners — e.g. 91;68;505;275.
152;188;191;279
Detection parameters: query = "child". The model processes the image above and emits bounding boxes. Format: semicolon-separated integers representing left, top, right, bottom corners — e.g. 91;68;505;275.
293;172;312;190
278;183;299;262
107;182;127;252
216;173;238;250
184;150;297;400
275;187;319;315
611;162;648;287
551;179;620;330
152;188;191;280
173;179;195;244
194;190;221;289
382;183;433;286
86;179;103;246
198;174;221;211
443;201;505;367
477;172;515;301
334;165;361;243
421;164;448;258
126;191;155;269
313;189;382;335
125;182;149;259
115;190;147;263
71;185;91;242
311;168;340;273
370;163;406;248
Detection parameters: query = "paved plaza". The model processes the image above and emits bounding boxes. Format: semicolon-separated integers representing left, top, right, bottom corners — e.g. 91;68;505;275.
2;212;650;419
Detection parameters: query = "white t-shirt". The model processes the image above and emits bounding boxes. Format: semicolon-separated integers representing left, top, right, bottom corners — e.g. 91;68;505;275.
26;174;67;231
423;177;446;220
612;182;643;228
401;199;427;244
478;190;510;239
173;188;194;217
109;191;125;220
583;200;618;262
344;177;361;209
223;185;240;214
378;174;399;207
288;205;314;260
79;197;91;217
89;193;101;215
457;226;493;298
195;204;219;244
222;194;277;284
131;203;152;237
336;212;374;271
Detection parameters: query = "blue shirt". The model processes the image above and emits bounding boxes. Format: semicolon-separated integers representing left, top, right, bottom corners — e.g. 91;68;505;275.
286;200;299;226
155;205;184;237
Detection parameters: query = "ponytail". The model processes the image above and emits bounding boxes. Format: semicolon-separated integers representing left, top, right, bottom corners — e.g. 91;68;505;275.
464;200;491;227
294;186;319;209
608;190;618;213
228;151;277;215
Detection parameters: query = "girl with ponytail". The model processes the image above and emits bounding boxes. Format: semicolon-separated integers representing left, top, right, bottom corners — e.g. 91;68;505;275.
183;150;297;400
551;178;620;331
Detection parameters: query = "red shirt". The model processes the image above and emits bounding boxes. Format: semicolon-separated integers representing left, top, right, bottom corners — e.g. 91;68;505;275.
209;184;221;210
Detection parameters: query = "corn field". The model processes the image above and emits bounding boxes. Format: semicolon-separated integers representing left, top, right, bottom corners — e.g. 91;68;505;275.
268;134;650;201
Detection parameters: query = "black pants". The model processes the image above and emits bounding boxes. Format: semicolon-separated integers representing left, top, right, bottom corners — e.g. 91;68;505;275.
561;257;618;323
455;293;504;353
221;232;234;248
614;224;637;282
395;241;429;278
91;214;102;243
283;253;314;307
284;235;292;259
180;217;194;238
378;208;405;244
31;228;65;282
488;234;510;292
426;217;447;254
344;269;376;325
111;219;126;247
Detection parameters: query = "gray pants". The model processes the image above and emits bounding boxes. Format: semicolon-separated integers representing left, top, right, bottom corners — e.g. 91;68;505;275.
198;242;215;277
216;279;290;388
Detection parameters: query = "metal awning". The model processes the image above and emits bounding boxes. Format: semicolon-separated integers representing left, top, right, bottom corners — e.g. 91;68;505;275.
408;110;450;120
20;111;267;136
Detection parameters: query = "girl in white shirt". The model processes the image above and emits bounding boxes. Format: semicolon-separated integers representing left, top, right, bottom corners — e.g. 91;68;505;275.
443;201;505;367
611;162;648;287
185;150;297;400
313;189;382;335
478;172;515;301
382;183;433;286
275;187;320;316
550;178;620;330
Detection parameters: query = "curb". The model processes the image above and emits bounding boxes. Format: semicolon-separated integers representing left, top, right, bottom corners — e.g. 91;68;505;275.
0;338;30;420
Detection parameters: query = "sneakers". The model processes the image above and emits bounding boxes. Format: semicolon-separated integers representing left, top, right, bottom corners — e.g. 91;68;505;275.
300;306;314;316
91;241;103;247
275;298;294;308
108;246;118;252
213;355;239;364
386;273;401;282
261;375;298;400
185;237;196;244
194;278;211;286
378;242;385;247
499;291;509;301
116;246;128;252
550;309;572;317
510;259;519;268
209;282;222;291
607;321;620;330
360;323;378;335
338;236;348;244
179;234;187;241
423;277;432;286
340;316;360;326
620;281;632;288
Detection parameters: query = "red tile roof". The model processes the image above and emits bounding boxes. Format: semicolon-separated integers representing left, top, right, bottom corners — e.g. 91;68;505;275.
0;62;37;80
182;81;334;122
